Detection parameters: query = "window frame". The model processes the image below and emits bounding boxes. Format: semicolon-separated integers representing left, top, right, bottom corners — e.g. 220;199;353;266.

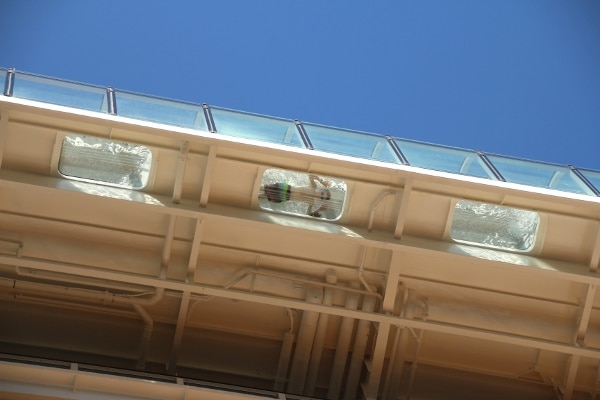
52;132;156;191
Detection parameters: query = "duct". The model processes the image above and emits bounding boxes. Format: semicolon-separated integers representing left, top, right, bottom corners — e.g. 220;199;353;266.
305;269;337;396
9;278;162;307
344;290;376;400
132;303;153;370
287;284;323;394
327;282;360;400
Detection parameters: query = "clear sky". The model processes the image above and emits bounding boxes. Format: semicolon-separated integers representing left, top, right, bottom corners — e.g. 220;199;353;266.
2;0;600;169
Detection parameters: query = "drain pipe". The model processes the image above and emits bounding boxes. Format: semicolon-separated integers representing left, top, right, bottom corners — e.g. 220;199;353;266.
358;246;375;294
344;289;376;400
327;282;360;400
274;309;296;392
305;269;337;396
288;285;324;395
132;303;153;370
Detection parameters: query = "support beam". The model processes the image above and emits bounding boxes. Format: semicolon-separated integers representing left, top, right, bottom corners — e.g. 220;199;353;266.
172;141;189;204
4;254;600;361
562;354;580;400
168;290;191;372
199;146;217;207
394;179;412;239
288;285;323;394
305;269;337;396
590;222;600;272
363;322;390;399
382;251;402;313
187;218;204;282
327;284;360;400
576;284;596;343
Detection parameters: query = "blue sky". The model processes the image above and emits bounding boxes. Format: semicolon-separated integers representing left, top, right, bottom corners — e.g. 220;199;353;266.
2;1;600;169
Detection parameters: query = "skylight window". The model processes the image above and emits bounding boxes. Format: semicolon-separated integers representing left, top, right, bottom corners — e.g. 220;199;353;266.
58;134;152;189
450;200;539;252
259;168;347;220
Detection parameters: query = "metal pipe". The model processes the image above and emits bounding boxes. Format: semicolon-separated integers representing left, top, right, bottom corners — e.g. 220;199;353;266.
305;269;337;395
327;282;360;400
106;87;117;115
132;303;153;370
386;136;409;165
344;292;376;400
202;104;216;133
294;120;314;150
288;285;323;394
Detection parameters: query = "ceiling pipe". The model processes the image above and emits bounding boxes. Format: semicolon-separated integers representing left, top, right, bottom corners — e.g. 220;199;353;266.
358;246;376;294
344;289;376;400
287;284;323;395
327;282;360;400
305;269;337;396
132;303;153;370
274;309;296;392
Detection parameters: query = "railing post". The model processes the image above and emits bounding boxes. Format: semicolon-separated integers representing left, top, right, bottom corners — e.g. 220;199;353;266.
476;151;505;181
202;104;216;133
385;136;409;165
294;120;313;150
569;165;600;196
3;68;15;97
107;87;117;115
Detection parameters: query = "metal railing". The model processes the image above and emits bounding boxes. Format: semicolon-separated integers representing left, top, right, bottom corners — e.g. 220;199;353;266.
2;67;599;197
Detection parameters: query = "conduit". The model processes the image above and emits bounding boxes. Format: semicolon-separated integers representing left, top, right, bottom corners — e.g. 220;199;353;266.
327;282;360;400
305;269;337;396
287;285;323;394
132;303;153;370
344;292;376;400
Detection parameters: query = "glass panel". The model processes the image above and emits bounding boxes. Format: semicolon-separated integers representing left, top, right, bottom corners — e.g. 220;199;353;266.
486;155;595;195
577;168;600;195
12;72;108;112
303;124;399;163
259;168;347;220
451;200;539;252
115;91;206;130
58;134;152;189
395;139;495;179
210;107;303;147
